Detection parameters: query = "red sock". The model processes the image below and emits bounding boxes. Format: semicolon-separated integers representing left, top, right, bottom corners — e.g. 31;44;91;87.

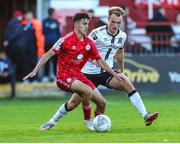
82;104;91;120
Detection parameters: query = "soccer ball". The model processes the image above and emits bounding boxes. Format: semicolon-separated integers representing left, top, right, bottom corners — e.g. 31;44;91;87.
93;114;111;132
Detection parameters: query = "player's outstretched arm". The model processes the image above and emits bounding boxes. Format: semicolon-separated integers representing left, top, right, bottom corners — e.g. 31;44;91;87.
115;48;124;73
23;50;55;80
96;59;124;81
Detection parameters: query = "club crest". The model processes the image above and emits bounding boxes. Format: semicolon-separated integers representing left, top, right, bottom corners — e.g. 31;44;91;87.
86;44;91;51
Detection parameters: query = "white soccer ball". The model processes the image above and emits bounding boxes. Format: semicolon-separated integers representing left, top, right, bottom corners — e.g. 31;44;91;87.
93;114;111;132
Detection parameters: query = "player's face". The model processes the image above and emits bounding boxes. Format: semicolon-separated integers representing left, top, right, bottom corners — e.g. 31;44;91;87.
108;13;122;35
77;18;89;35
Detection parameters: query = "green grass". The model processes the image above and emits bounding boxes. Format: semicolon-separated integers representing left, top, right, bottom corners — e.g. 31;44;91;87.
0;93;180;142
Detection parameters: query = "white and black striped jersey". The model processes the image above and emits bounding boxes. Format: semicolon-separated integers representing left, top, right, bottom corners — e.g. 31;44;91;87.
82;25;127;74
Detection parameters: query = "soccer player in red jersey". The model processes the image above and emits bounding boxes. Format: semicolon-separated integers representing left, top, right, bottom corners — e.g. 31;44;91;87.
23;12;123;131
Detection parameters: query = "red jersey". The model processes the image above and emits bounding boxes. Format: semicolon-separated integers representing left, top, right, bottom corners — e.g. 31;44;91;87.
51;32;101;79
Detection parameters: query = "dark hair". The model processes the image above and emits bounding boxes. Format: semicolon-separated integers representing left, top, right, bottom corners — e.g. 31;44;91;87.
73;12;90;23
48;8;55;16
87;9;94;13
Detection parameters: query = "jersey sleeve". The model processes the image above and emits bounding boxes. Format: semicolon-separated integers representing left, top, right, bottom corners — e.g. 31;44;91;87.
88;29;98;42
89;41;101;61
51;38;64;54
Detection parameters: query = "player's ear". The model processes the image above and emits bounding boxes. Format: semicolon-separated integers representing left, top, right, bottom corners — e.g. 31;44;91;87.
74;21;79;27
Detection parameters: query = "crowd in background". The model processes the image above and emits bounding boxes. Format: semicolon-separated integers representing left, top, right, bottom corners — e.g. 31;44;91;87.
122;7;180;54
0;8;60;98
2;8;60;83
0;6;180;99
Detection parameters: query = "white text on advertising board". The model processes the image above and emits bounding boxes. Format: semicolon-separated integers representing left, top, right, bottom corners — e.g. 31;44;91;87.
168;72;180;83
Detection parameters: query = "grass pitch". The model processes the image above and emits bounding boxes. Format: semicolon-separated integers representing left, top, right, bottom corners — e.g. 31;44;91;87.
0;93;180;143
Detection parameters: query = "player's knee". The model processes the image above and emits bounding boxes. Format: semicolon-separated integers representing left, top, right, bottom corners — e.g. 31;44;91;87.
98;99;107;110
117;77;134;92
82;87;92;98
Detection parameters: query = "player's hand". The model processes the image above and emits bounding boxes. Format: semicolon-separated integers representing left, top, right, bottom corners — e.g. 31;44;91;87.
89;59;100;67
23;71;36;80
114;74;125;82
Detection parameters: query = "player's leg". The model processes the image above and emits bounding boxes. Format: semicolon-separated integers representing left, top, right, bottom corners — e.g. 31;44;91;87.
40;94;82;131
82;88;106;119
91;88;106;117
80;74;107;124
83;88;106;130
108;73;158;126
71;80;92;107
69;93;94;130
8;74;16;99
82;73;107;117
67;93;82;110
71;87;106;130
40;80;92;131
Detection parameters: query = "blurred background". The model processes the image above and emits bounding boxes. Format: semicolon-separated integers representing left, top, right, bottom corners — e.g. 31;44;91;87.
0;0;180;99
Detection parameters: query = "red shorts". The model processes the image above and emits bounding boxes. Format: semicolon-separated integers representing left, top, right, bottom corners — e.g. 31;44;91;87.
56;72;96;92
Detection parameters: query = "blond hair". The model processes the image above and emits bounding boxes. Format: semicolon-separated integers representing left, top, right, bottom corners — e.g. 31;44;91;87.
108;6;125;16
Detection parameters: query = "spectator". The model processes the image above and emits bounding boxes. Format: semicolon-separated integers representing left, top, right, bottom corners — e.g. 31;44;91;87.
22;11;45;81
87;9;106;33
42;8;60;82
120;6;136;33
3;10;30;81
0;48;16;99
171;12;180;54
121;6;152;53
146;8;174;53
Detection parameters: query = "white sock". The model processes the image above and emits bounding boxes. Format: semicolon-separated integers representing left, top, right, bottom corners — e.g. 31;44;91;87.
48;103;68;125
129;91;147;118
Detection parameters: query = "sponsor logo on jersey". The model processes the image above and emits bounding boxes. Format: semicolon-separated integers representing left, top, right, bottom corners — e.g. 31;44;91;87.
86;44;91;50
50;23;58;29
67;78;72;83
118;38;122;43
72;45;76;50
54;38;64;50
77;54;83;60
90;33;98;40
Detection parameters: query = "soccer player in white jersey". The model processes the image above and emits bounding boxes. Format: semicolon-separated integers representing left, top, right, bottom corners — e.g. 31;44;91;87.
40;7;158;131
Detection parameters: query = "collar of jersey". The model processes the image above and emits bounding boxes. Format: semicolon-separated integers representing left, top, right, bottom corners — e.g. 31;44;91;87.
73;32;86;44
106;25;120;38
